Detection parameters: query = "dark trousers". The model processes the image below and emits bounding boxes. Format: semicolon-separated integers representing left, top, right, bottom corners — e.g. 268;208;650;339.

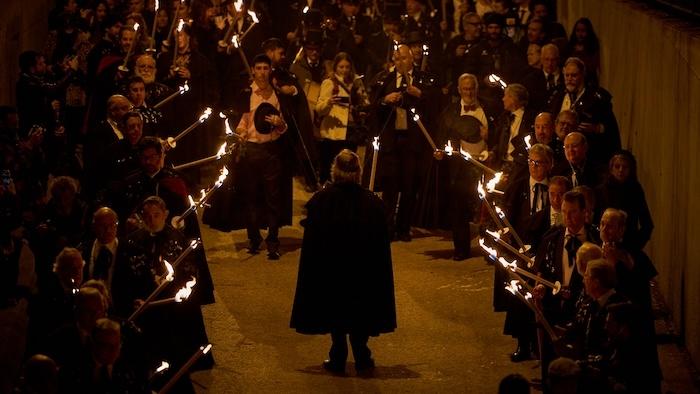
448;160;478;256
319;138;357;184
239;141;283;251
381;140;422;236
329;331;371;366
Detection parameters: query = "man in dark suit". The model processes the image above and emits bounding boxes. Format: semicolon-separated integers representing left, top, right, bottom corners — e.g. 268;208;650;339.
491;83;536;179
533;190;600;381
81;207;119;295
372;44;435;241
498;143;553;361
434;73;489;260
522;43;563;112
555;131;602;188
83;95;132;198
547;57;620;169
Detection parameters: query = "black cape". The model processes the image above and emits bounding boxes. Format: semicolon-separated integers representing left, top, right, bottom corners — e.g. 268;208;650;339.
290;182;396;336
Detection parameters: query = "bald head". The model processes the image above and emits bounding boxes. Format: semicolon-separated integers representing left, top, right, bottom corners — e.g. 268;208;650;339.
564;132;587;166
534;112;554;144
541;43;560;74
93;207;118;244
107;95;132;122
394;44;414;75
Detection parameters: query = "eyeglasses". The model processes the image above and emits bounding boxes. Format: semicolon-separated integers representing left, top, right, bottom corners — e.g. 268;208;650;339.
528;159;548;167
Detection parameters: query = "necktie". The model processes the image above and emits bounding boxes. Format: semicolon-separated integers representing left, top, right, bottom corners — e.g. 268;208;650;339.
94;246;112;281
565;234;582;267
532;183;548;215
546;73;555;90
568;92;577;105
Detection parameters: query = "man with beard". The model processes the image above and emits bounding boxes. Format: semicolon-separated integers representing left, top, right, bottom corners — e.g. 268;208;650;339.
443;13;483;96
547;57;620;169
522;43;563;112
86;14;123;86
133;54;172;107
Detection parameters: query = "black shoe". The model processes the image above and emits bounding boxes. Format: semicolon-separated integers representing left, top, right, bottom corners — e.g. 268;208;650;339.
247;241;261;254
322;360;345;374
397;233;411;242
355;358;375;375
453;252;469;261
510;346;533;362
267;250;280;260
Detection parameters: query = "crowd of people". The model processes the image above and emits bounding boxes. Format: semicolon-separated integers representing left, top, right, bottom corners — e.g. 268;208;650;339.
0;0;661;392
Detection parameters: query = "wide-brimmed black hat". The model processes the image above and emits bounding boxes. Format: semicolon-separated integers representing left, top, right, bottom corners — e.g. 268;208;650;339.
452;115;482;143
253;102;281;134
303;29;324;48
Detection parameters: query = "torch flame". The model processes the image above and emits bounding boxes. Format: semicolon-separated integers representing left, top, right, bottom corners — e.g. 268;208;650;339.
372;136;380;151
487;73;507;89
174;277;196;302
444;140;454;156
200;189;206;201
215;167;229;187
524;292;533;300
156;361;169;373
486;172;503;193
188;194;195;207
189;239;200;249
216;142;227;158
248;10;259;24
477;180;486;199
155;0;159;11
234;0;243;11
199;107;213;122
303;6;309;13
410;108;420;122
478;238;498;258
219;111;227;119
498;257;518;272
505;281;519;295
179;82;190;94
202;344;213;354
486;228;501;240
495;206;506;219
459;146;472;161
223;118;233;135
176;19;184;32
163;260;174;282
524;135;532;150
133;22;140;31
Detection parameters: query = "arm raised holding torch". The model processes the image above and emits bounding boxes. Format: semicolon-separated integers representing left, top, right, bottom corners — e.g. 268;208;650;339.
118;22;140;73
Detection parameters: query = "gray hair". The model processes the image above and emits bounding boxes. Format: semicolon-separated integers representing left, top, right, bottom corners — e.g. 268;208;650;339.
504;83;529;107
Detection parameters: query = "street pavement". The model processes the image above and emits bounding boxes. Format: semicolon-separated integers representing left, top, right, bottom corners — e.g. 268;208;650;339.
189;183;699;393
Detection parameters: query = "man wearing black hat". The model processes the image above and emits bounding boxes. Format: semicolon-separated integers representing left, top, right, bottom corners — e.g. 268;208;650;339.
338;0;372;74
464;12;528;119
234;54;289;260
290;30;328;136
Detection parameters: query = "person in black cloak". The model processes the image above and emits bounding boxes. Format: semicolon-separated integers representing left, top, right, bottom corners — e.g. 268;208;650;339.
290;149;396;375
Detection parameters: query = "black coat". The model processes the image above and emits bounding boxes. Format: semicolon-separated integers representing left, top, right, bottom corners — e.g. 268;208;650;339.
535;225;601;324
546;87;621;168
491;108;536;170
290;182;396;336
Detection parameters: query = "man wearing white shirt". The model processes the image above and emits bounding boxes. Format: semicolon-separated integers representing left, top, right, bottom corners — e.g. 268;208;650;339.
492;83;535;176
83;207;119;292
435;73;489;260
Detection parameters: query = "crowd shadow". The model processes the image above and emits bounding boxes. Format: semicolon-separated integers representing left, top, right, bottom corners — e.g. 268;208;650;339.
297;363;422;380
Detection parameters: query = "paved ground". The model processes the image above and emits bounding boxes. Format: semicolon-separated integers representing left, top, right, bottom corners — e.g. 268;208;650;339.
189;182;699;393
